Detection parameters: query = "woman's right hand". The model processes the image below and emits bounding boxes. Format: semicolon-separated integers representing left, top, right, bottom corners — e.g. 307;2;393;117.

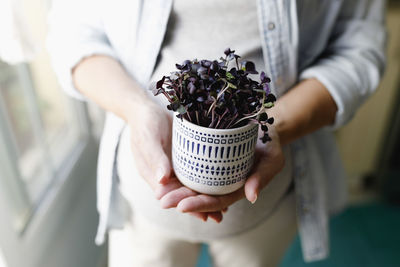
126;102;224;222
72;55;227;222
127;102;174;190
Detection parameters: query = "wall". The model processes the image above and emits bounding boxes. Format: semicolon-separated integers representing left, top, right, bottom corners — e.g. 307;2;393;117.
335;4;400;197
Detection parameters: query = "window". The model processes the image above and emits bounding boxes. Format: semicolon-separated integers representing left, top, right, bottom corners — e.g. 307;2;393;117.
0;1;105;267
0;0;93;233
0;59;85;231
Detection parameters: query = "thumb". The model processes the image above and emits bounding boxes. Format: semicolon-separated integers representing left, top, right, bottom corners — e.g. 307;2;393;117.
244;151;283;204
244;173;261;204
149;141;172;185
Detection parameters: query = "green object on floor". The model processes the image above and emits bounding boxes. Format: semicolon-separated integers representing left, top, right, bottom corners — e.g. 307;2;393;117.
280;202;400;267
197;244;212;267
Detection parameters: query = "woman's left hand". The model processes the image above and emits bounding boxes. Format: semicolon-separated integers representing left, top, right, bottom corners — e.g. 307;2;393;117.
156;125;285;217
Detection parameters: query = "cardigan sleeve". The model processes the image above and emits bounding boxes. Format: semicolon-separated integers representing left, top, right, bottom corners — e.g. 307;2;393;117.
299;0;387;130
46;0;118;101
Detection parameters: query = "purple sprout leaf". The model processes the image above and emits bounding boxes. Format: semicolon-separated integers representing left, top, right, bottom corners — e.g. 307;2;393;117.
156;76;166;89
152;48;276;143
259;112;268;121
261;133;272;143
242;61;258;74
176;62;190;72
261;124;268;131
210;60;220;71
188;82;196;95
197;66;209;79
263;83;271;94
201;60;212;68
260;71;271;83
196;96;205;102
224;48;235;56
169;101;180;111
266;94;276;102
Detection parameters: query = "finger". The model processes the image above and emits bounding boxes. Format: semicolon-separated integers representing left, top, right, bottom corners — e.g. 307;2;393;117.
177;190;244;212
152;148;173;185
177;195;222;212
160;187;198;209
154;179;182;200
132;140;172;189
244;172;261;204
137;132;172;185
244;152;283;204
208;211;223;223
131;149;154;184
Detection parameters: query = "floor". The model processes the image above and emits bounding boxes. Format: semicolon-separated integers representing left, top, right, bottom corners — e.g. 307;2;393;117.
196;201;400;267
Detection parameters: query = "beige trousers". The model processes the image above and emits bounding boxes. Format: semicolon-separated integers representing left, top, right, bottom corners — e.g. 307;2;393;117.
108;191;297;267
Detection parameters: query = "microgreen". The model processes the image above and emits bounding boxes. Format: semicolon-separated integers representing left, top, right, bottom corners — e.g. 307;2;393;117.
151;48;276;143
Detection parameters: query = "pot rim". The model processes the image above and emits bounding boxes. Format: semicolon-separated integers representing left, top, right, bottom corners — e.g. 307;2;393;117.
173;113;258;133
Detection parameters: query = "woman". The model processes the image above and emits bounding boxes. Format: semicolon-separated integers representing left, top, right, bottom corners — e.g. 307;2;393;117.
47;0;386;266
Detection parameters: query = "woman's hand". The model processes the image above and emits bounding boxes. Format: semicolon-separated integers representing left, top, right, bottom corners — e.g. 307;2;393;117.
127;103;173;190
127;103;224;222
158;125;285;214
73;56;337;222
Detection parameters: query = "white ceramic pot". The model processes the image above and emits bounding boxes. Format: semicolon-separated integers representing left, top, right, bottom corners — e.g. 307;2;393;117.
172;115;258;195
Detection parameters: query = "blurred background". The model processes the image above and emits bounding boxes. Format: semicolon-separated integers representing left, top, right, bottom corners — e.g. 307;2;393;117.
0;0;399;267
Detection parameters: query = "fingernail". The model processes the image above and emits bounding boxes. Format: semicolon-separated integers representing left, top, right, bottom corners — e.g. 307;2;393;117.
160;200;171;209
210;216;221;223
250;193;258;204
156;167;165;183
177;203;188;213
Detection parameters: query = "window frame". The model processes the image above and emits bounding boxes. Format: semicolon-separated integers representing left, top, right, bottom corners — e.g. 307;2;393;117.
0;61;93;231
0;61;101;266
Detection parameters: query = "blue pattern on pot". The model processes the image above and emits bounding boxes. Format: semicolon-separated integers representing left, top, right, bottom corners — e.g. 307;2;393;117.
172;116;258;195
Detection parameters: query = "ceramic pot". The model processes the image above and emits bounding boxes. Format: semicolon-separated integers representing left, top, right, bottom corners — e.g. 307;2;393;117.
172;115;258;195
